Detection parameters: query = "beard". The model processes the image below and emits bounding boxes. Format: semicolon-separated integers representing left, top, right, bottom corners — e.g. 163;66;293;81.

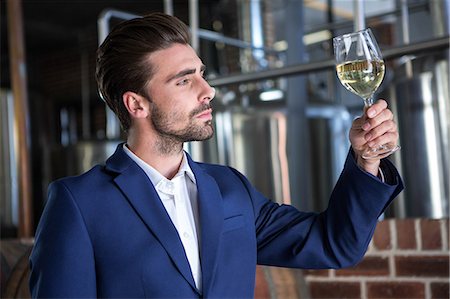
150;103;214;152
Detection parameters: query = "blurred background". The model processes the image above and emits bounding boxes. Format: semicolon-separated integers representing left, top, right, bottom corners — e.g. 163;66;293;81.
0;0;448;236
1;0;449;239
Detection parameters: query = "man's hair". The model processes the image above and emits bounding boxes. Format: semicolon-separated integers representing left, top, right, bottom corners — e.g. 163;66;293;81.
96;12;190;132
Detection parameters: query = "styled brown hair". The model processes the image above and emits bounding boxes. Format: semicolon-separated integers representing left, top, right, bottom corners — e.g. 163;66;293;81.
96;12;190;132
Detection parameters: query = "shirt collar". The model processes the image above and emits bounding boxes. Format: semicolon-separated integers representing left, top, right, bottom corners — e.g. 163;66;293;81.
178;153;196;184
122;144;196;186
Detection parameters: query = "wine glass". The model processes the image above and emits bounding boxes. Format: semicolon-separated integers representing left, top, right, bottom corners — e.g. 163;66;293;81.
333;28;400;159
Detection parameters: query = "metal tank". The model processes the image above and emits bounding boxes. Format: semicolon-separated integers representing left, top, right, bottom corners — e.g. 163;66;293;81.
392;57;449;218
0;90;19;236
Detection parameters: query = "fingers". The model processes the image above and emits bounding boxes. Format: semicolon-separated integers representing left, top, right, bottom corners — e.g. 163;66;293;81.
362;108;394;132
365;120;398;148
367;133;399;150
351;116;365;128
349;98;400;159
349;117;369;152
364;99;399;148
365;99;388;119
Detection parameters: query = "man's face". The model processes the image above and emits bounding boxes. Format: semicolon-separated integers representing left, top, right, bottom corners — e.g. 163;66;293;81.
144;43;215;143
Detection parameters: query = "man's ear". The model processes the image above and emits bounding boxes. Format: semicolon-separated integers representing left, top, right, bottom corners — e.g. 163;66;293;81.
122;91;150;119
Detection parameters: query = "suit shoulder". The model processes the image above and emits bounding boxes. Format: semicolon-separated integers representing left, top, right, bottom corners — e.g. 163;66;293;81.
195;162;251;188
196;162;238;176
50;164;109;190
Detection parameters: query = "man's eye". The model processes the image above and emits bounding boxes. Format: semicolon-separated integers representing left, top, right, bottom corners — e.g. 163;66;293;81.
177;78;190;86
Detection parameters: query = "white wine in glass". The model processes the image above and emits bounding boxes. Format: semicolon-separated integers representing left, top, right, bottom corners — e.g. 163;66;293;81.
333;28;400;159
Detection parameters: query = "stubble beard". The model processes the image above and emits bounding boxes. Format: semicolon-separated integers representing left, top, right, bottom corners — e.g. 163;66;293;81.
150;103;214;155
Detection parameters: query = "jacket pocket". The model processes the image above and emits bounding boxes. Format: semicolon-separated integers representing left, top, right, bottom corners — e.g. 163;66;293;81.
223;215;245;233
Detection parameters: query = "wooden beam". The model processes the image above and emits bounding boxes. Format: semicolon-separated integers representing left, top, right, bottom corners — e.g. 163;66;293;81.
6;0;33;238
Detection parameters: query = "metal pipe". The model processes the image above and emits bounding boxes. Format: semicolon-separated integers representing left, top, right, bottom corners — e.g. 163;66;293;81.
353;0;365;31
97;9;140;44
189;0;199;52
382;36;449;58
250;0;265;66
306;1;427;35
0;91;18;230
80;33;91;139
400;0;411;47
401;0;413;78
164;0;174;15
198;29;277;53
208;36;450;87
210;59;334;87
6;0;33;238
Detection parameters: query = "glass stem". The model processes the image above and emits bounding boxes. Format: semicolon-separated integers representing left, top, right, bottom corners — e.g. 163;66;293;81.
364;95;374;108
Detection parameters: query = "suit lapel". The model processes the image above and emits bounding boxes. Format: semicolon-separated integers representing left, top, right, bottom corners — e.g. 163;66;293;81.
105;145;199;293
188;157;224;296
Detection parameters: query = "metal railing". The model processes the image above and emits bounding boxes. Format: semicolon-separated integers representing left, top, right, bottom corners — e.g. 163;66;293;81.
208;36;450;87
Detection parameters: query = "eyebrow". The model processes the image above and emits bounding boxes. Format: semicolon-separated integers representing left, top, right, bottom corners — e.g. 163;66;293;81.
166;65;206;83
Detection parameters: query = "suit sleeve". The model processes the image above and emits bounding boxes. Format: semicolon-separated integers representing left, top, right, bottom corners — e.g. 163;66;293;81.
234;151;403;269
29;181;97;298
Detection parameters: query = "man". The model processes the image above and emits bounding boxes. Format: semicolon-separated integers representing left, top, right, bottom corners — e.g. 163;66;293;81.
29;13;403;298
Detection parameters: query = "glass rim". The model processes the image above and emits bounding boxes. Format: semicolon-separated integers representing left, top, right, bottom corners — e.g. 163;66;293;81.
332;27;373;42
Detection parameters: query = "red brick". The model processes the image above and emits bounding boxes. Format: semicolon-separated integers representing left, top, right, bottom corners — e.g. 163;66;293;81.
396;219;417;249
336;256;389;276
396;256;449;277
373;220;391;250
254;266;271;299
267;267;303;299
309;282;360;299
367;281;425;299
302;269;330;277
431;282;449;299
444;219;450;250
421;219;442;250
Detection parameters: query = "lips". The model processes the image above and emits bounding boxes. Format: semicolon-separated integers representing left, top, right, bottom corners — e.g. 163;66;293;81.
195;108;213;120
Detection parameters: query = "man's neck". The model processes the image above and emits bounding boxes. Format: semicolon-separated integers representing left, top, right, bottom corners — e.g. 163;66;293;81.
126;135;184;180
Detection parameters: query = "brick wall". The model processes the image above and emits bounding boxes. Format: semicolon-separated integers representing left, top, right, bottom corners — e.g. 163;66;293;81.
304;218;449;299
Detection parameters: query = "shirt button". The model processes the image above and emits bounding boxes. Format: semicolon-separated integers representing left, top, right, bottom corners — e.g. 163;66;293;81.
183;232;190;239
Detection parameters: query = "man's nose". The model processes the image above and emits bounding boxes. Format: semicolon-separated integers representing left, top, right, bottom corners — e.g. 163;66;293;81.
200;79;215;103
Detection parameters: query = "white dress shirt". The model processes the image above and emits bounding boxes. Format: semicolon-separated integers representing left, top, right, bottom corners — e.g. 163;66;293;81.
123;144;202;291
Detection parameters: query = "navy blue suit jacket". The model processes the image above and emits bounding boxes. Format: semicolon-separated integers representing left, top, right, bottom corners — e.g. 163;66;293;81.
29;144;403;298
